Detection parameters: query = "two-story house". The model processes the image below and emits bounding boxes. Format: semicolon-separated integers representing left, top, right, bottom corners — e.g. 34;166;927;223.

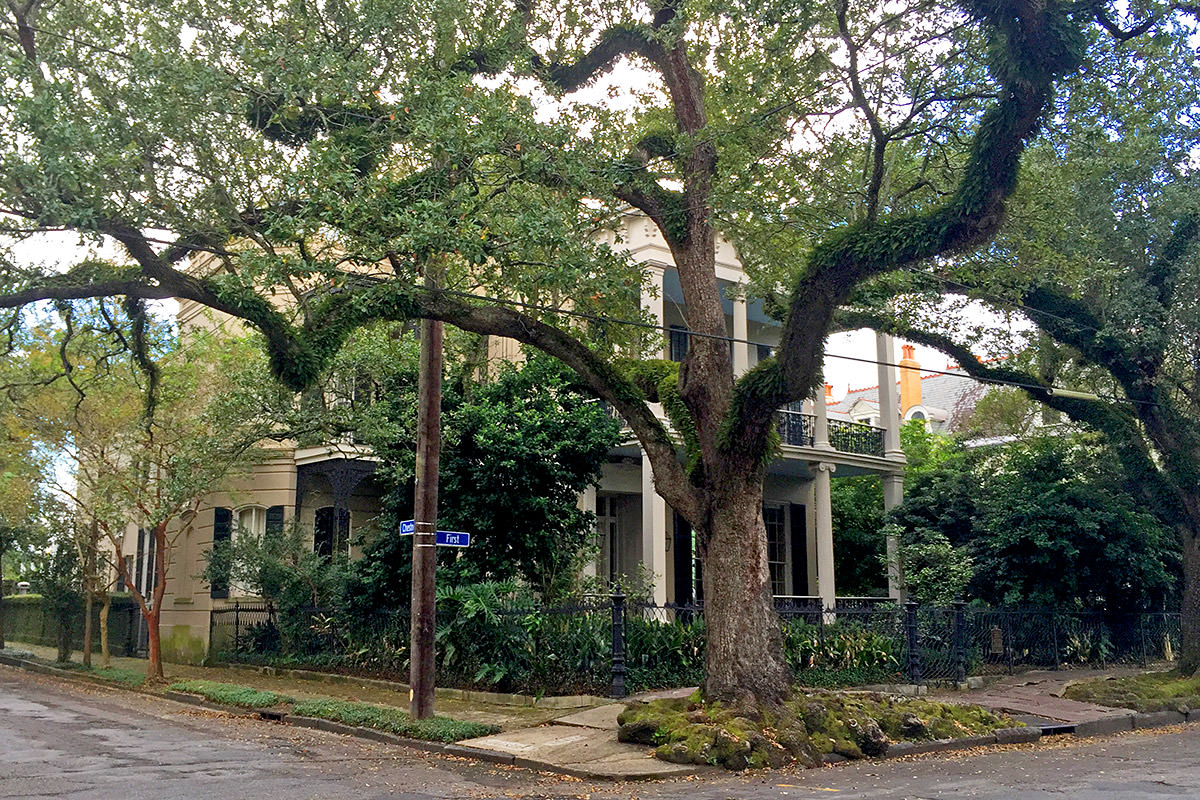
117;214;909;662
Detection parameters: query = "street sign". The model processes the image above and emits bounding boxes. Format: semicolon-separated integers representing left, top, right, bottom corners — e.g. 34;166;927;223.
435;530;471;548
399;520;470;547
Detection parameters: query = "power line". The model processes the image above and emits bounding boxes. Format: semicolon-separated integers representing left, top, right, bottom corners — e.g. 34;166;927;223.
417;282;1151;407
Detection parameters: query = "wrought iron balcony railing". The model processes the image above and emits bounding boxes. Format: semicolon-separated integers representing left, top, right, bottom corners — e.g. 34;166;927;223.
776;411;886;457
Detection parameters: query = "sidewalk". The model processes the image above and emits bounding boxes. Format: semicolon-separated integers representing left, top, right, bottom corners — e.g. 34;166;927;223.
930;665;1163;733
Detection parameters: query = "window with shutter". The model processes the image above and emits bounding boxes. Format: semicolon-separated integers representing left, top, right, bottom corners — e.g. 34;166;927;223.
266;505;285;535
210;507;232;599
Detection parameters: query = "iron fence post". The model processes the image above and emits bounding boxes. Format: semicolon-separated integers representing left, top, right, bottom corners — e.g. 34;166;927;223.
905;601;921;685
953;601;967;684
1051;612;1060;670
1139;613;1148;667
233;602;241;654
610;588;626;699
207;608;216;666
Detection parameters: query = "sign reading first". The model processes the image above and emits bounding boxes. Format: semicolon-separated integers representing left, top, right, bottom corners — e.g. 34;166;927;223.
399;520;471;548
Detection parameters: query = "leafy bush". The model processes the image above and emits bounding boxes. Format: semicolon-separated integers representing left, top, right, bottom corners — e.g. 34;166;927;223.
782;620;900;676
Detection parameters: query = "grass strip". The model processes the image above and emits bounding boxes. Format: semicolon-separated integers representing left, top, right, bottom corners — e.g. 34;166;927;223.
290;698;498;742
167;679;292;708
1063;671;1200;713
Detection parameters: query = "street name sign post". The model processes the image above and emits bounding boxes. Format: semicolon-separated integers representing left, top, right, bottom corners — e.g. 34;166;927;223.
400;520;469;548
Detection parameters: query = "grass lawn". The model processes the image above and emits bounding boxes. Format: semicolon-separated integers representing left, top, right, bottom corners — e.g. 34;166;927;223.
1063;670;1200;713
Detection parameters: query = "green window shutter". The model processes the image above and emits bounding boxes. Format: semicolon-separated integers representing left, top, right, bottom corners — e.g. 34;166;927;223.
210;507;232;599
266;505;285;535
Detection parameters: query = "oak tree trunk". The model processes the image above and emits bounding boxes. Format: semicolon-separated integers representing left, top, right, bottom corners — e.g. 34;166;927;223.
698;480;792;707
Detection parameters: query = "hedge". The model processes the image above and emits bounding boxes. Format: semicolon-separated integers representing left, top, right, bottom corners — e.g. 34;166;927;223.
1;593;141;653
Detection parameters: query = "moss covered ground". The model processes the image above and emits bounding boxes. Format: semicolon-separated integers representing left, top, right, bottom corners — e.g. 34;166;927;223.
618;690;1019;770
1063;671;1200;713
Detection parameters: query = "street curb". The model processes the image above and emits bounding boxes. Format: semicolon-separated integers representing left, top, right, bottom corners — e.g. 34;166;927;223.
1073;715;1134;737
1133;710;1187;728
6;658;1199;781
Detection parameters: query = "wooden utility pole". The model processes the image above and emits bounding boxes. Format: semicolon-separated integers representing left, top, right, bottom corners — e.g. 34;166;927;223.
410;269;442;720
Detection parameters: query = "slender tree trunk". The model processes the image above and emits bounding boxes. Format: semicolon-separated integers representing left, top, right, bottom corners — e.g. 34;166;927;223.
699;480;792;708
1180;529;1200;676
56;613;71;663
145;606;162;679
0;553;6;651
99;593;111;669
144;521;168;681
82;522;97;668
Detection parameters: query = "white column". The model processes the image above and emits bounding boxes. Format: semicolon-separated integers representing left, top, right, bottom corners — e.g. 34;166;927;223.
579;485;598;578
883;474;904;599
814;461;837;610
814;384;833;450
644;268;666;359
732;290;750;377
641;454;669;606
875;332;903;457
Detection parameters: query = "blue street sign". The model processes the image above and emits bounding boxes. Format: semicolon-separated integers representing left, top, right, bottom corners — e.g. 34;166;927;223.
435;530;471;548
400;520;470;547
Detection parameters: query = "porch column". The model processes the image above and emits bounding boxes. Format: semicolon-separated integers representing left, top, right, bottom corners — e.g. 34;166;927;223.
875;332;903;457
883;474;904;599
814;383;833;450
579;485;597;579
814;461;837;610
641;454;669;605
732;289;751;377
644;268;667;359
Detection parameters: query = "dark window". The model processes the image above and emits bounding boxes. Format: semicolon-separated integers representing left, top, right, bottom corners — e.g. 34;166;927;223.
135;528;146;596
668;325;689;362
210;507;232;599
757;344;773;362
265;505;285;536
764;505;787;596
314;506;350;557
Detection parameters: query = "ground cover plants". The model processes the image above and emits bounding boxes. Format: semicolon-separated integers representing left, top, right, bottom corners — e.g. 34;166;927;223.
618;690;1019;770
1063;671;1200;713
164;679;496;741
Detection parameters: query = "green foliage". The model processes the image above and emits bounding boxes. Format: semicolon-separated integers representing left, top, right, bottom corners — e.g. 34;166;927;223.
167;679;292;709
888;431;1178;611
289;698;497;742
783;620;900;678
436;355;622;599
830;476;886;596
345;354;620;610
32;533;82;662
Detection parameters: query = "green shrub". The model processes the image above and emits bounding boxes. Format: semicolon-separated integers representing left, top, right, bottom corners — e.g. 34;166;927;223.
289;698;497;742
167;679;292;708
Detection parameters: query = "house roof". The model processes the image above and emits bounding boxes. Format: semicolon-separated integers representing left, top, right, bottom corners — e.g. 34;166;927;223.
830;361;996;432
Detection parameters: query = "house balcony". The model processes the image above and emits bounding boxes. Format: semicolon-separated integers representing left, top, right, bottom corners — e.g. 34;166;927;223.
777;411;886;457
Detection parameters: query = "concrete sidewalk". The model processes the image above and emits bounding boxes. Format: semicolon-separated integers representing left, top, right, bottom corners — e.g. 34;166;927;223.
452;703;703;780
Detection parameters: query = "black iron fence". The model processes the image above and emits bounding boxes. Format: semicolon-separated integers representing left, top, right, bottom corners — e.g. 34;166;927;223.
210;596;1181;697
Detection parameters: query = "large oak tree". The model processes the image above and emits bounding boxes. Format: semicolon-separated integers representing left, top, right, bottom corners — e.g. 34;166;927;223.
0;0;1116;705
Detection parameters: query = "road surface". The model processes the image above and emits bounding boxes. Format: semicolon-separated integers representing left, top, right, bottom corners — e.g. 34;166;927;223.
2;666;1199;799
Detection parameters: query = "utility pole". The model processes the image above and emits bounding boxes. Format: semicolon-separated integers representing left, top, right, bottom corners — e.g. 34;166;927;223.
410;267;442;720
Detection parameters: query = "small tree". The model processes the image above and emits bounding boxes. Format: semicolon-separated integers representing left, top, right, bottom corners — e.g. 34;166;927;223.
34;532;82;663
16;305;290;679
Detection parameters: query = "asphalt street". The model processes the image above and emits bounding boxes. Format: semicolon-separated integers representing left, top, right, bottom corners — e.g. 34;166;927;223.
2;666;1200;800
